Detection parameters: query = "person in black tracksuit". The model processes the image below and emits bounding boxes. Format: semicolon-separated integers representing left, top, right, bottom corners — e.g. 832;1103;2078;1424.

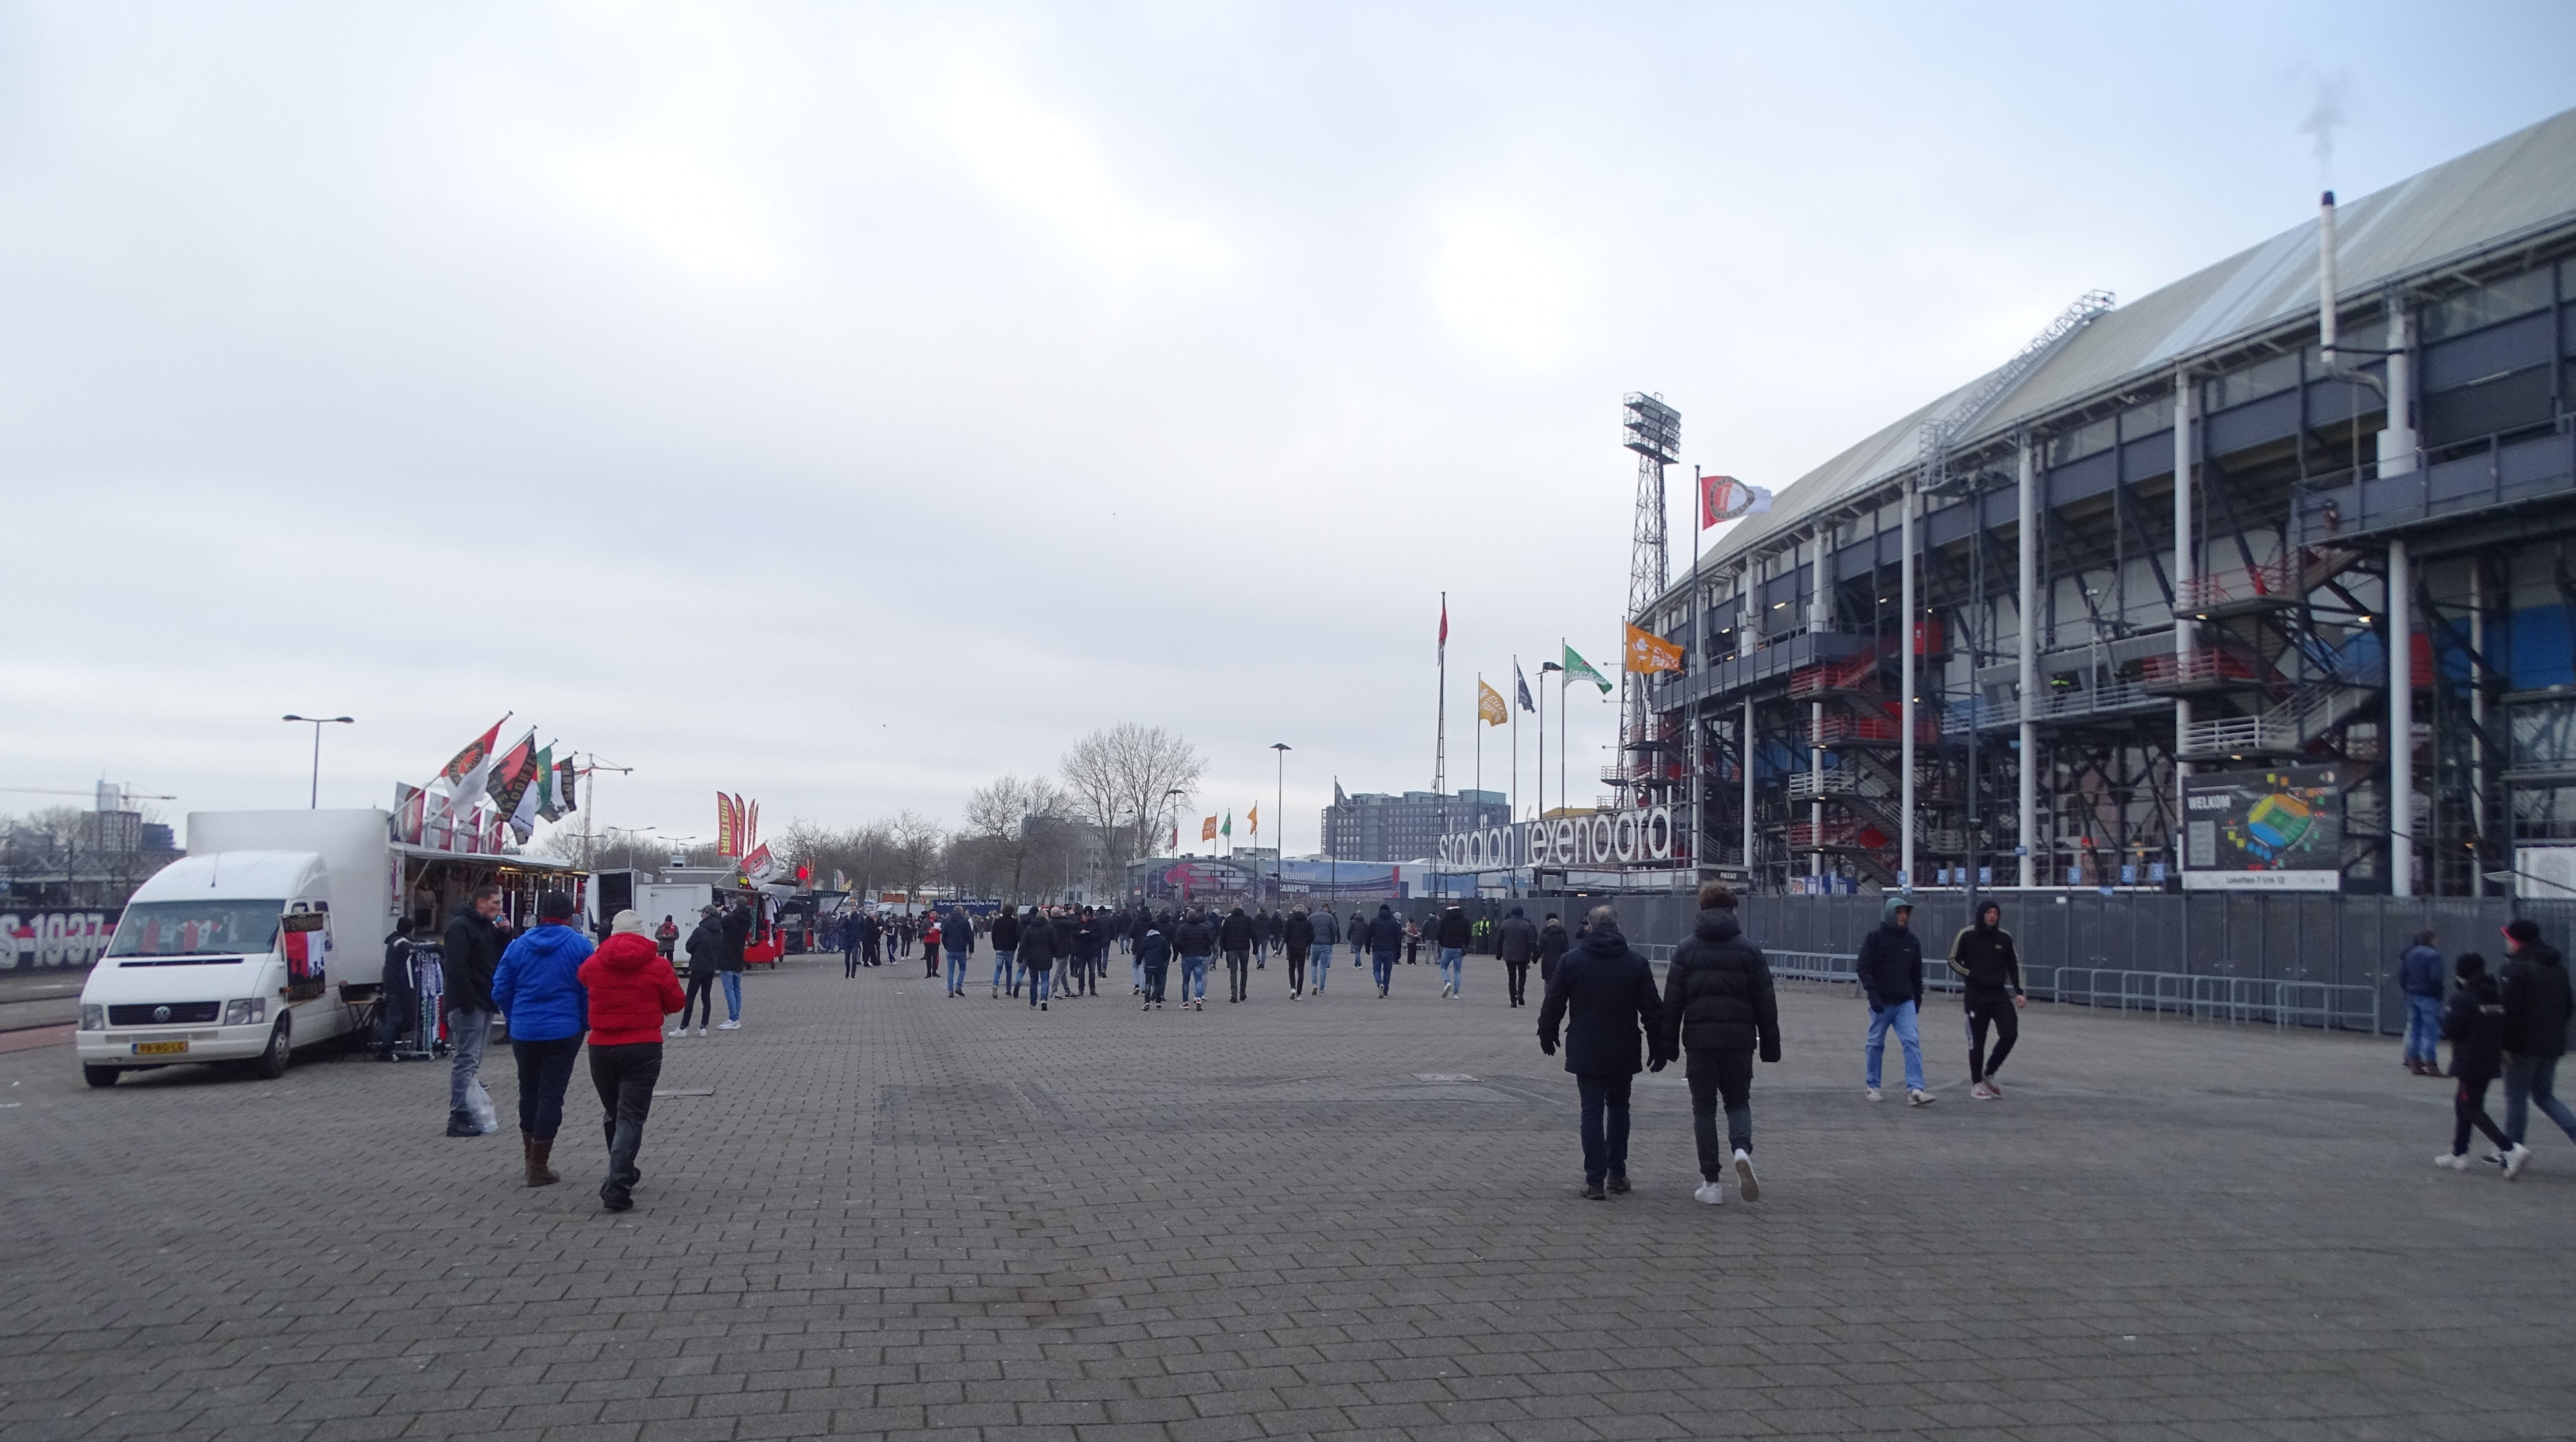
1073;910;1104;996
1537;913;1569;988
1136;917;1173;1010
2438;952;2515;1172
1221;906;1256;1002
1947;903;2026;1097
1658;885;1779;1204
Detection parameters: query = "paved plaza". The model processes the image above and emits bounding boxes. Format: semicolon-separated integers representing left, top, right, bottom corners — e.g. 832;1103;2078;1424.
2;945;2572;1442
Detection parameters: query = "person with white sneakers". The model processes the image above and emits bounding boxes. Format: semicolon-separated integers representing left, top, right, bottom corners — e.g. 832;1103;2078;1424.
1435;904;1471;999
2436;951;2526;1177
1658;882;1778;1206
1854;896;1934;1106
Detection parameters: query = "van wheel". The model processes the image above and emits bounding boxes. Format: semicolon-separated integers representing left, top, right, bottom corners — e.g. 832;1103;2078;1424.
82;1065;120;1088
254;1017;292;1079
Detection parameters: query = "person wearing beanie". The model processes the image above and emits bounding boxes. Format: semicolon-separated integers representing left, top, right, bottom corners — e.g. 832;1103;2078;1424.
2498;916;2575;1166
490;890;594;1187
578;910;685;1211
2435;952;2524;1177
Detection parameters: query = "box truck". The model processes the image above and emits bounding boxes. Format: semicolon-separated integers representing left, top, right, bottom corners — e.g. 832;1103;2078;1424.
74;809;584;1087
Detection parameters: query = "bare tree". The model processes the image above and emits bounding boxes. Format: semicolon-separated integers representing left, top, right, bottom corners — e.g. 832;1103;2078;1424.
885;810;944;901
1063;723;1203;876
961;774;1075;902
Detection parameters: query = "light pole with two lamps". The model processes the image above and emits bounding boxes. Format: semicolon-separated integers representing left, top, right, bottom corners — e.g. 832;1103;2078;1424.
281;715;354;809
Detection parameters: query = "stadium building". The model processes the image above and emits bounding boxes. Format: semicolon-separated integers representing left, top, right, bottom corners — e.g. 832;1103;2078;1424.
1636;107;2576;898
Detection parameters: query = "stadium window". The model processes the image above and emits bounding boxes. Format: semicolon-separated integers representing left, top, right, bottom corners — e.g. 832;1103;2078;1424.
2120;394;2174;439
2203;352;2301;411
2047;415;2116;467
2422;268;2553;341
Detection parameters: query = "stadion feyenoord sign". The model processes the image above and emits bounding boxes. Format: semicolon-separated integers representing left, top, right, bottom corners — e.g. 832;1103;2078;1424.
1436;807;1684;870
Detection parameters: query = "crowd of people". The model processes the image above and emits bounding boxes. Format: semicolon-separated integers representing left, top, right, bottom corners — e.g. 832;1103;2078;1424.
812;898;1565;1011
411;874;2575;1215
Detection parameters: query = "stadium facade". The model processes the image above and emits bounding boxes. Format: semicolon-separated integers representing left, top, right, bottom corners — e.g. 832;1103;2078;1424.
1630;107;2576;898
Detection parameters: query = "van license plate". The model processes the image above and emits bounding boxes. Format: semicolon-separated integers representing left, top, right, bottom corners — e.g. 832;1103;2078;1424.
131;1041;188;1056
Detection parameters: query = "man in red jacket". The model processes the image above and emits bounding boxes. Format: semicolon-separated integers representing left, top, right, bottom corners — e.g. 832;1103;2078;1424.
580;911;687;1212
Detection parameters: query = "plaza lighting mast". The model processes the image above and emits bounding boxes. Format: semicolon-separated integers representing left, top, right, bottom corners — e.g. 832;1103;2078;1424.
1621;395;1680;761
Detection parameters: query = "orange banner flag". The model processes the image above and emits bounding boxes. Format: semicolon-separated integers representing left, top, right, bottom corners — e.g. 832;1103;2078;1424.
1200;815;1219;841
1624;621;1684;674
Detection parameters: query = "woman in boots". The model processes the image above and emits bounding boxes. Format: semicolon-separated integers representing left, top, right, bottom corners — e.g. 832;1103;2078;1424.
490;891;593;1186
580;911;685;1211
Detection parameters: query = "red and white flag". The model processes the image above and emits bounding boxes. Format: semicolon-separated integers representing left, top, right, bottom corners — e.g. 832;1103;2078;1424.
432;715;508;823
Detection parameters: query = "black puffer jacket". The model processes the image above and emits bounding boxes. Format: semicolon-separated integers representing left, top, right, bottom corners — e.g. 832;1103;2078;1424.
1173;913;1218;958
1436;909;1472;948
441;908;507;1013
1221;909;1254;949
990;911;1020;952
1283;911;1314;955
1016;912;1058;971
1536;927;1665;1076
2500;941;2571;1058
1495;911;1538;964
1537;919;1570;980
1658;909;1781;1060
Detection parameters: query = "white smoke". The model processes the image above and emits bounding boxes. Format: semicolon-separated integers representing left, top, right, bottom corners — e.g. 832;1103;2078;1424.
2298;70;2349;183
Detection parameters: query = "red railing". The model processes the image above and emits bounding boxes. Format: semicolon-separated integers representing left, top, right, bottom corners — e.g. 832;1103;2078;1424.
2140;648;2261;686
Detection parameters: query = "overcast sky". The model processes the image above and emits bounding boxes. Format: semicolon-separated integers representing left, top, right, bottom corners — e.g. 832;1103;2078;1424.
5;1;2574;859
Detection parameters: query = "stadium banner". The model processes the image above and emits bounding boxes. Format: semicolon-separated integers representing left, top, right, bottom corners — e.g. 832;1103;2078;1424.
2179;764;2343;892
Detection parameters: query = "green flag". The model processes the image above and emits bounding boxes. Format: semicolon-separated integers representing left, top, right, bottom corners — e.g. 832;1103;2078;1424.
1563;643;1612;695
1221;811;1232;837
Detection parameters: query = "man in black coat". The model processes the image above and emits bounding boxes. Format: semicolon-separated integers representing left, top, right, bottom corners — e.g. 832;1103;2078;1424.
1536;905;1666;1199
1536;913;1569;986
441;884;511;1137
1658;884;1778;1205
1221;905;1256;1003
1854;896;1933;1105
2498;917;2575;1163
1366;904;1405;996
1495;907;1538;1008
989;907;1020;997
1283;907;1314;999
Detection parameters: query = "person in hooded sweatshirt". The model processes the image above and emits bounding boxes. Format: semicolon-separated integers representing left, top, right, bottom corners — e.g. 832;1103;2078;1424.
1536;904;1666;1200
1136;915;1173;1011
1854;896;1934;1106
1016;906;1058;1011
674;906;722;1037
1658;884;1778;1204
1368;903;1405;997
2435;952;2522;1176
490;890;594;1187
1495;907;1538;1008
2398;929;2445;1076
942;904;975;997
1946;901;2026;1100
989;905;1020;998
580;911;685;1211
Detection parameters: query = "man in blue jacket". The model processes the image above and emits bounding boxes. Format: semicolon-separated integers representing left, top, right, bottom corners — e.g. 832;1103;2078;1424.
2399;929;2445;1076
1854;896;1935;1106
1536;905;1666;1199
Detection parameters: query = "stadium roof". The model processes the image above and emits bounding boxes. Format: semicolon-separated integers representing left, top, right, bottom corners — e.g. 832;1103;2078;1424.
1694;103;2576;578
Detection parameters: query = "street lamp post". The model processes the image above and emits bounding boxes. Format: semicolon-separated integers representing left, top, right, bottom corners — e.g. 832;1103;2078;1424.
1270;743;1291;909
281;715;354;809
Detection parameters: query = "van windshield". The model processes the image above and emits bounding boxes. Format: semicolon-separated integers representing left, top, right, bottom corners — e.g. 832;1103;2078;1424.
108;900;286;958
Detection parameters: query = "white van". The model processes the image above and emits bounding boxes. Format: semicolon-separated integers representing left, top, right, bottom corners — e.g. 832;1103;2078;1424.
76;810;390;1086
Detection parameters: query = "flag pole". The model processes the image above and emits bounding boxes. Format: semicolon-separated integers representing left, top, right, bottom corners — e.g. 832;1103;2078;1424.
1691;465;1703;883
1511;656;1521;894
1558;637;1568;825
1435;593;1448;842
1474;674;1483;822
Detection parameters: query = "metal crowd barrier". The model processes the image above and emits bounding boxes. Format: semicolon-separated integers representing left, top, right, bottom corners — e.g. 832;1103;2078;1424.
1632;947;2376;1033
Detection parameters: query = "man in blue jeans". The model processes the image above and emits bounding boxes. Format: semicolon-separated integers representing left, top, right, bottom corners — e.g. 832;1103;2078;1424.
987;906;1019;999
2399;929;2446;1076
1172;907;1217;1014
1436;903;1472;999
2498;917;2575;1169
1854;896;1935;1106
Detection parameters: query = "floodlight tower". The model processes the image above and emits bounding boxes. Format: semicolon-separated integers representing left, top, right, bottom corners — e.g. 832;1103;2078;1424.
1621;393;1680;758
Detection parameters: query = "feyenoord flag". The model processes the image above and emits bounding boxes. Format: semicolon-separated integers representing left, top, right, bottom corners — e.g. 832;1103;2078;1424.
1699;473;1773;527
716;792;738;856
506;743;553;843
1477;678;1508;726
1515;662;1536;713
1200;815;1218;842
431;716;508;822
1562;643;1612;695
486;729;539;812
739;841;778;884
1247;804;1258;837
553;758;578;816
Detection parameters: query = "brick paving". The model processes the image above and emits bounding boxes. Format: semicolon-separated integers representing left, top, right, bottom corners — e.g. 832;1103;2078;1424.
2;943;2572;1441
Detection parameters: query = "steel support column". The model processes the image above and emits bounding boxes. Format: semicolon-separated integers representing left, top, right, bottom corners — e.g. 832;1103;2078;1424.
2017;435;2038;889
2172;364;2194;858
1900;487;1917;889
2391;537;2414;896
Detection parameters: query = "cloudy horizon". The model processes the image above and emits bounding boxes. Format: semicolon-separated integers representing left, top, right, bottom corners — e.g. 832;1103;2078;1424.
6;2;2573;860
